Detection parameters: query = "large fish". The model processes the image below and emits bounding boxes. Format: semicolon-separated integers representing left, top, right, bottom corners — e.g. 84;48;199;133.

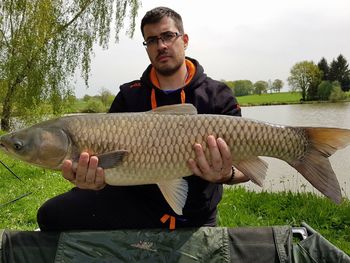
0;104;350;215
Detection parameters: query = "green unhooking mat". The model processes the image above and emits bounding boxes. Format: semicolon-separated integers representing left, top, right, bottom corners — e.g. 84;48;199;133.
0;223;349;262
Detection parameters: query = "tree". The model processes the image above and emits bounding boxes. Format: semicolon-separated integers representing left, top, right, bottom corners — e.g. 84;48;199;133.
329;83;347;102
272;79;283;93
317;57;329;81
223;80;253;96
0;0;140;131
253;81;268;95
233;80;253;96
328;54;350;92
288;61;322;101
317;81;333;101
99;88;114;107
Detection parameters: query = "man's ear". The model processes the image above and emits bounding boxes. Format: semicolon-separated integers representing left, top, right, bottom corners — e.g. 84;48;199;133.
183;34;189;49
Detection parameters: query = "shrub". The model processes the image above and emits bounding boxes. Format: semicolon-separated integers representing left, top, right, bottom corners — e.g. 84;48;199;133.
329;85;347;102
82;99;106;113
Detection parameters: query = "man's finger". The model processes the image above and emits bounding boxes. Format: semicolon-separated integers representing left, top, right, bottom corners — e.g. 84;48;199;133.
187;159;203;176
207;135;222;172
62;159;75;182
85;156;98;184
217;137;232;166
75;152;89;183
94;167;106;189
193;143;211;174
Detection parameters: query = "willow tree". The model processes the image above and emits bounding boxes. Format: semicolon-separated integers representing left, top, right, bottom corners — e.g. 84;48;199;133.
0;0;140;131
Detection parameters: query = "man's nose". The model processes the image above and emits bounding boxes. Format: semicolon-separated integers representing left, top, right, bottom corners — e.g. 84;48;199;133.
156;38;168;49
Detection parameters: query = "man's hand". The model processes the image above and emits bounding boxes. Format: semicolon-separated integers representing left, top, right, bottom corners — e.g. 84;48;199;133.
62;152;106;190
187;135;233;183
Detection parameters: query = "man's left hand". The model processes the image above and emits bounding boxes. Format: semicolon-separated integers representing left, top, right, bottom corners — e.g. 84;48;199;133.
187;135;233;183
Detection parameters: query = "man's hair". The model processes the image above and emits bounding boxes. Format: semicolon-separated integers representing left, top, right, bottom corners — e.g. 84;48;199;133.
141;7;184;37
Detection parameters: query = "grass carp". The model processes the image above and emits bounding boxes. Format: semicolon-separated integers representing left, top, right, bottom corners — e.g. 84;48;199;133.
1;104;350;215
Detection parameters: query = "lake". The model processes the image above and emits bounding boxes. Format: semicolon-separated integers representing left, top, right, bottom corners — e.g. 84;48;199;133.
239;102;350;199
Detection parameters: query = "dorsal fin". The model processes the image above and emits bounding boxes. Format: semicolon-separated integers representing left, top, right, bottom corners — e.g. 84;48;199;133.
149;104;197;115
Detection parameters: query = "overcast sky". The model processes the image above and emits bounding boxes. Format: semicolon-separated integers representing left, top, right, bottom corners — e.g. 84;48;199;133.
74;0;350;98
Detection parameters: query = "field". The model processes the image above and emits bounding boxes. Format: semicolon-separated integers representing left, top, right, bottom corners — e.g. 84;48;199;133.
236;92;302;106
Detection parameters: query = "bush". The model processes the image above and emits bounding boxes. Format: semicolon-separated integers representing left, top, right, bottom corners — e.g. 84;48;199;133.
317;81;333;100
329;85;347;102
82;99;106;113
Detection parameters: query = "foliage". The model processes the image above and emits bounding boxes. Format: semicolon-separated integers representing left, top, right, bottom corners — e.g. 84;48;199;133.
224;80;253;96
317;57;329;81
0;0;141;131
328;54;350;92
329;85;347;102
317;81;333;101
288;61;322;101
271;79;283;93
99;88;115;107
253;80;268;95
83;98;107;113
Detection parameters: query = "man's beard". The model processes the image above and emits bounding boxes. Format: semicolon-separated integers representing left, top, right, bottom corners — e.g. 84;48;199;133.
155;61;182;76
153;51;183;76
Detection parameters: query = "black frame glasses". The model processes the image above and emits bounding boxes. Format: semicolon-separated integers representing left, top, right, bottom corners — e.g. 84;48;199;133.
143;31;183;48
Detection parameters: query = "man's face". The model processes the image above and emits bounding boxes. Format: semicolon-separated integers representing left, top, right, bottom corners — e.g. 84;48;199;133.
143;17;188;76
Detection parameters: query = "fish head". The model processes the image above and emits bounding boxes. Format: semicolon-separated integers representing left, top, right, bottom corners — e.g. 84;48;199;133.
0;126;70;169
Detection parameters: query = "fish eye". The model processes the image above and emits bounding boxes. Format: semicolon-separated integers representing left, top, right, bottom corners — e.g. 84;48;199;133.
13;141;23;151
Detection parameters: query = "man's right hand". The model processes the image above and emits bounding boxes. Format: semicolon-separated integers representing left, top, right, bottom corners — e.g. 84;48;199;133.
62;152;106;190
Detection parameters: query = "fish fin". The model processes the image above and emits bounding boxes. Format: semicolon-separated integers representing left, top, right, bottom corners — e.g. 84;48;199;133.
157;179;188;215
290;127;350;204
96;150;128;169
234;157;268;187
149;104;197;115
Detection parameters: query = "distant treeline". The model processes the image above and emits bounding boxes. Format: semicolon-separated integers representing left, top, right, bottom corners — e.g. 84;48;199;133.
224;54;350;102
223;79;283;97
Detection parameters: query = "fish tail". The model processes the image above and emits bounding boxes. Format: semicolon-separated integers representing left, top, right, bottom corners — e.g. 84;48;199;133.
290;127;350;204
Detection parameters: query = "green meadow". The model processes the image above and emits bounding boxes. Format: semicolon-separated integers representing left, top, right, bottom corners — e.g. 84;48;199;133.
236;92;302;106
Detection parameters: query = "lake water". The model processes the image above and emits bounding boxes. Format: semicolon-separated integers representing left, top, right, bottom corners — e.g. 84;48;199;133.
238;102;350;199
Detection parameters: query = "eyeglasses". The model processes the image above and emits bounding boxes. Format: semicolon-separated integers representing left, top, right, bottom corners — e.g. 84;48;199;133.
143;31;183;48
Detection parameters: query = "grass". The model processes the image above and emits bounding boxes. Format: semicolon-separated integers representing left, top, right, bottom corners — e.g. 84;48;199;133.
236;92;302;106
218;186;350;255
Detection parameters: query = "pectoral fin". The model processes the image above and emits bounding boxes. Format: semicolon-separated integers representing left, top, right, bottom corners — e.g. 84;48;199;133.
96;150;128;169
157;179;188;215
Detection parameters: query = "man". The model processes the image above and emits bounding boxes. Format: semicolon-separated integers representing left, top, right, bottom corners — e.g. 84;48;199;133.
37;7;249;231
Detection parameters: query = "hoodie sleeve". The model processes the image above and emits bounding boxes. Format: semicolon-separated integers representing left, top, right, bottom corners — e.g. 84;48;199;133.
214;82;242;117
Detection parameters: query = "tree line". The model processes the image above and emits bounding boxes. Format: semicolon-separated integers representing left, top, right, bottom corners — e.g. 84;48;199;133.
223;79;284;97
288;54;350;101
224;54;350;102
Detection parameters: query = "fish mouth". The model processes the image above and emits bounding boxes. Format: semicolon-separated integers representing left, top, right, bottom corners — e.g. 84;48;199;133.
0;142;8;152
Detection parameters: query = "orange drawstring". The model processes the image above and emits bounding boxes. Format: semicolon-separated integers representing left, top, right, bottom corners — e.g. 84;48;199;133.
160;214;176;230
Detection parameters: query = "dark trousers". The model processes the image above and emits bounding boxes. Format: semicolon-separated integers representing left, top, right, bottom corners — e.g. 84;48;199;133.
37;185;216;231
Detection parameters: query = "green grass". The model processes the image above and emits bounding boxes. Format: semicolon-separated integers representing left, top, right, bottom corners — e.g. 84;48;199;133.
219;186;350;255
236;92;302;106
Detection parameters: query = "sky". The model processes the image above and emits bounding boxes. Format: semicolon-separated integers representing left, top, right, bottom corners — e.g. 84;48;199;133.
73;0;350;98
